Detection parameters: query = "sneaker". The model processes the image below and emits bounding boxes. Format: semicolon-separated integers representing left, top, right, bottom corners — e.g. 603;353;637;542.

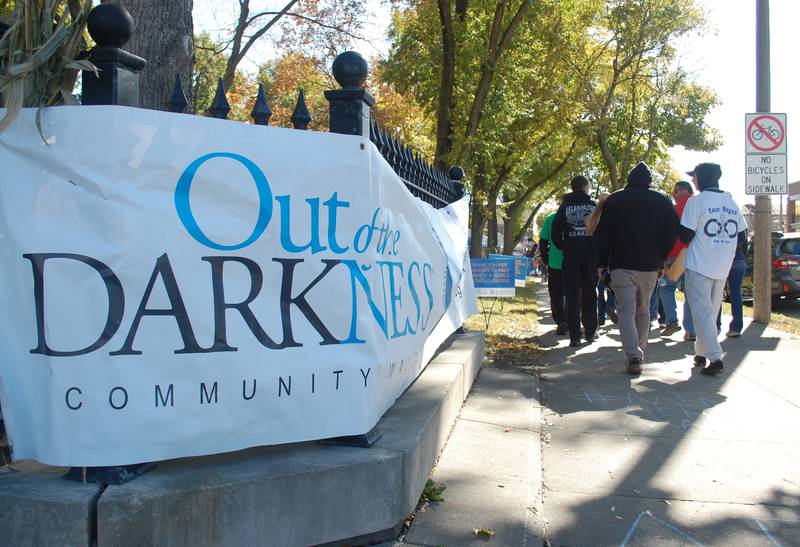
684;332;696;342
725;330;741;338
598;318;606;326
701;360;724;376
569;338;582;347
556;323;568;335
693;355;706;367
607;308;618;324
658;322;666;329
627;357;643;375
660;321;681;337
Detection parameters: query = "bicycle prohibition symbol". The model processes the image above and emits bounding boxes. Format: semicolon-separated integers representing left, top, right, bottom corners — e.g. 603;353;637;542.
747;114;785;153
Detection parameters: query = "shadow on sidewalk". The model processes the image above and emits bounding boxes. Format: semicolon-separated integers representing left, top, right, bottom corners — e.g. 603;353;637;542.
532;282;797;545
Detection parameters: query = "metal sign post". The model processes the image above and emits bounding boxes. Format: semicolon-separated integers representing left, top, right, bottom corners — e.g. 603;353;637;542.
753;0;773;324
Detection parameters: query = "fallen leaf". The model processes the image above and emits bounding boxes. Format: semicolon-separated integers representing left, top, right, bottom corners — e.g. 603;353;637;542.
474;528;496;538
497;484;505;488
632;489;641;495
610;506;616;512
615;516;624;521
663;500;672;505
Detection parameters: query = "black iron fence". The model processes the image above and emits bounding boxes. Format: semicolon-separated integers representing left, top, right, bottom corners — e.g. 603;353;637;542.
80;3;464;209
0;3;465;483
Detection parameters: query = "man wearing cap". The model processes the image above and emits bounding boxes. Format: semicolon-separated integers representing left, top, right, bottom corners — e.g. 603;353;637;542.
679;163;747;376
595;162;679;374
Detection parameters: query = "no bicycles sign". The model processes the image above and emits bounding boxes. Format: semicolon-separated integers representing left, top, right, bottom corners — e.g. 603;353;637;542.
746;113;786;154
745;113;787;195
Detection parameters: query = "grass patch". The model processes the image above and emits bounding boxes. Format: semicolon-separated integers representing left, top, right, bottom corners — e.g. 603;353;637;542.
464;280;545;369
420;479;446;503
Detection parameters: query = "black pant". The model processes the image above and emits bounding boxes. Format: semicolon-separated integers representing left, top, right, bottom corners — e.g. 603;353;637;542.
562;256;598;340
547;267;567;327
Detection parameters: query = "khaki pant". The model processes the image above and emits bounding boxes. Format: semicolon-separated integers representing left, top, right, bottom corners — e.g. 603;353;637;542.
611;269;658;361
684;268;726;362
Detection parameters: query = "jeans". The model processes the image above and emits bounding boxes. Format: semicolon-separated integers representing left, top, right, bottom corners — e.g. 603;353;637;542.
658;275;679;325
649;285;664;322
679;274;695;336
727;258;746;333
597;274;616;322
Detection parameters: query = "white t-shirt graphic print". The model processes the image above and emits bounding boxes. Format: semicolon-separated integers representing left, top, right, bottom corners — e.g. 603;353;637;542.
681;190;747;280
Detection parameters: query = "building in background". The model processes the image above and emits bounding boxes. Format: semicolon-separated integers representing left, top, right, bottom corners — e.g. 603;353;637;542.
786;180;800;232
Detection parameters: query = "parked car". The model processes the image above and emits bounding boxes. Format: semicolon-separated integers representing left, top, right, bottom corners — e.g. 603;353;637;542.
731;232;800;304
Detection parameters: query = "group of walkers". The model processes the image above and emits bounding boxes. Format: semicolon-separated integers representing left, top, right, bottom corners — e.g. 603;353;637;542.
538;161;747;376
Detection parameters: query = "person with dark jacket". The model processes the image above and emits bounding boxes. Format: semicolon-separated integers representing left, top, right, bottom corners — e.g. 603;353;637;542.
595;162;679;374
552;176;598;346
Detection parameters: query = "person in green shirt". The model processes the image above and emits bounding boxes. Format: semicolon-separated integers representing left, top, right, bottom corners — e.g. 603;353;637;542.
539;211;567;334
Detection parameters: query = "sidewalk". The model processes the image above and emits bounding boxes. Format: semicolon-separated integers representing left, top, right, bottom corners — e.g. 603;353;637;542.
391;282;800;546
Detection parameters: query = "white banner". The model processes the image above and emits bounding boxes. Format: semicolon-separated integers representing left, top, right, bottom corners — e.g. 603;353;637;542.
0;106;477;466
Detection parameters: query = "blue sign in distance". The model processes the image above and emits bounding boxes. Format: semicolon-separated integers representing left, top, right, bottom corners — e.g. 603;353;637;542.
471;257;515;297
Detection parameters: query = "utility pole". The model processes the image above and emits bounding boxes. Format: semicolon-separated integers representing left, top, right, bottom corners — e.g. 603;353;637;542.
753;0;771;324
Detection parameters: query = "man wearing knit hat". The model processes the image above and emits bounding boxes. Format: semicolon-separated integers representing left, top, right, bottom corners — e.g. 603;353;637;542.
595;162;679;374
679;162;747;376
552;175;598;347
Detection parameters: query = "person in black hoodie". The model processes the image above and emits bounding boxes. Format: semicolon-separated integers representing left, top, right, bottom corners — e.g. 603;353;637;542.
595;162;679;374
552;175;598;347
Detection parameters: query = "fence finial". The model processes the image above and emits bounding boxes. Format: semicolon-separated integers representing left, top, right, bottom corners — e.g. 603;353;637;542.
81;2;146;106
331;51;369;89
251;83;272;126
449;166;465;197
169;73;188;113
325;51;375;137
208;78;231;119
291;89;312;130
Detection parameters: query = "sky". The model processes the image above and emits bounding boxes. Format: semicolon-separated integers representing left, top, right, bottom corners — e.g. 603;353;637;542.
193;1;797;207
667;1;798;207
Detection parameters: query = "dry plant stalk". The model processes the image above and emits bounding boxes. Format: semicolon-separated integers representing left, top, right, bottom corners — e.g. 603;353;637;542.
0;0;95;132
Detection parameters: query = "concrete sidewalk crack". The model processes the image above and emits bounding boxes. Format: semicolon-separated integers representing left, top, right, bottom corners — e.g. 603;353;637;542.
457;416;541;433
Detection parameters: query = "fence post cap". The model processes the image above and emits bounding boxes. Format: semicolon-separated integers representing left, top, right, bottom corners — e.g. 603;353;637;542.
449;166;465;181
332;51;368;89
88;2;134;49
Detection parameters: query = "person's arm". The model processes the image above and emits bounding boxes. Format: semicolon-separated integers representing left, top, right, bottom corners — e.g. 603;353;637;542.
540;238;550;265
661;204;680;259
678;226;694;244
551;206;565;250
595;198;611;267
738;230;747;256
678;197;696;244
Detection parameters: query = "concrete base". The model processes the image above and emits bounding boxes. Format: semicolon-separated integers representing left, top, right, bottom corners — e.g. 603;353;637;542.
0;461;101;547
0;331;484;547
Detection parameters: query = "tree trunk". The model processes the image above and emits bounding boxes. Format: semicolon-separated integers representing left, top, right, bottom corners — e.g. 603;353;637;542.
469;167;488;258
123;0;194;111
487;205;498;253
470;204;486;259
434;0;456;168
502;216;516;255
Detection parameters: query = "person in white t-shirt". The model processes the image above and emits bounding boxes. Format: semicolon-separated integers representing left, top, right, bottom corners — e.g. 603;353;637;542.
679;162;747;376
